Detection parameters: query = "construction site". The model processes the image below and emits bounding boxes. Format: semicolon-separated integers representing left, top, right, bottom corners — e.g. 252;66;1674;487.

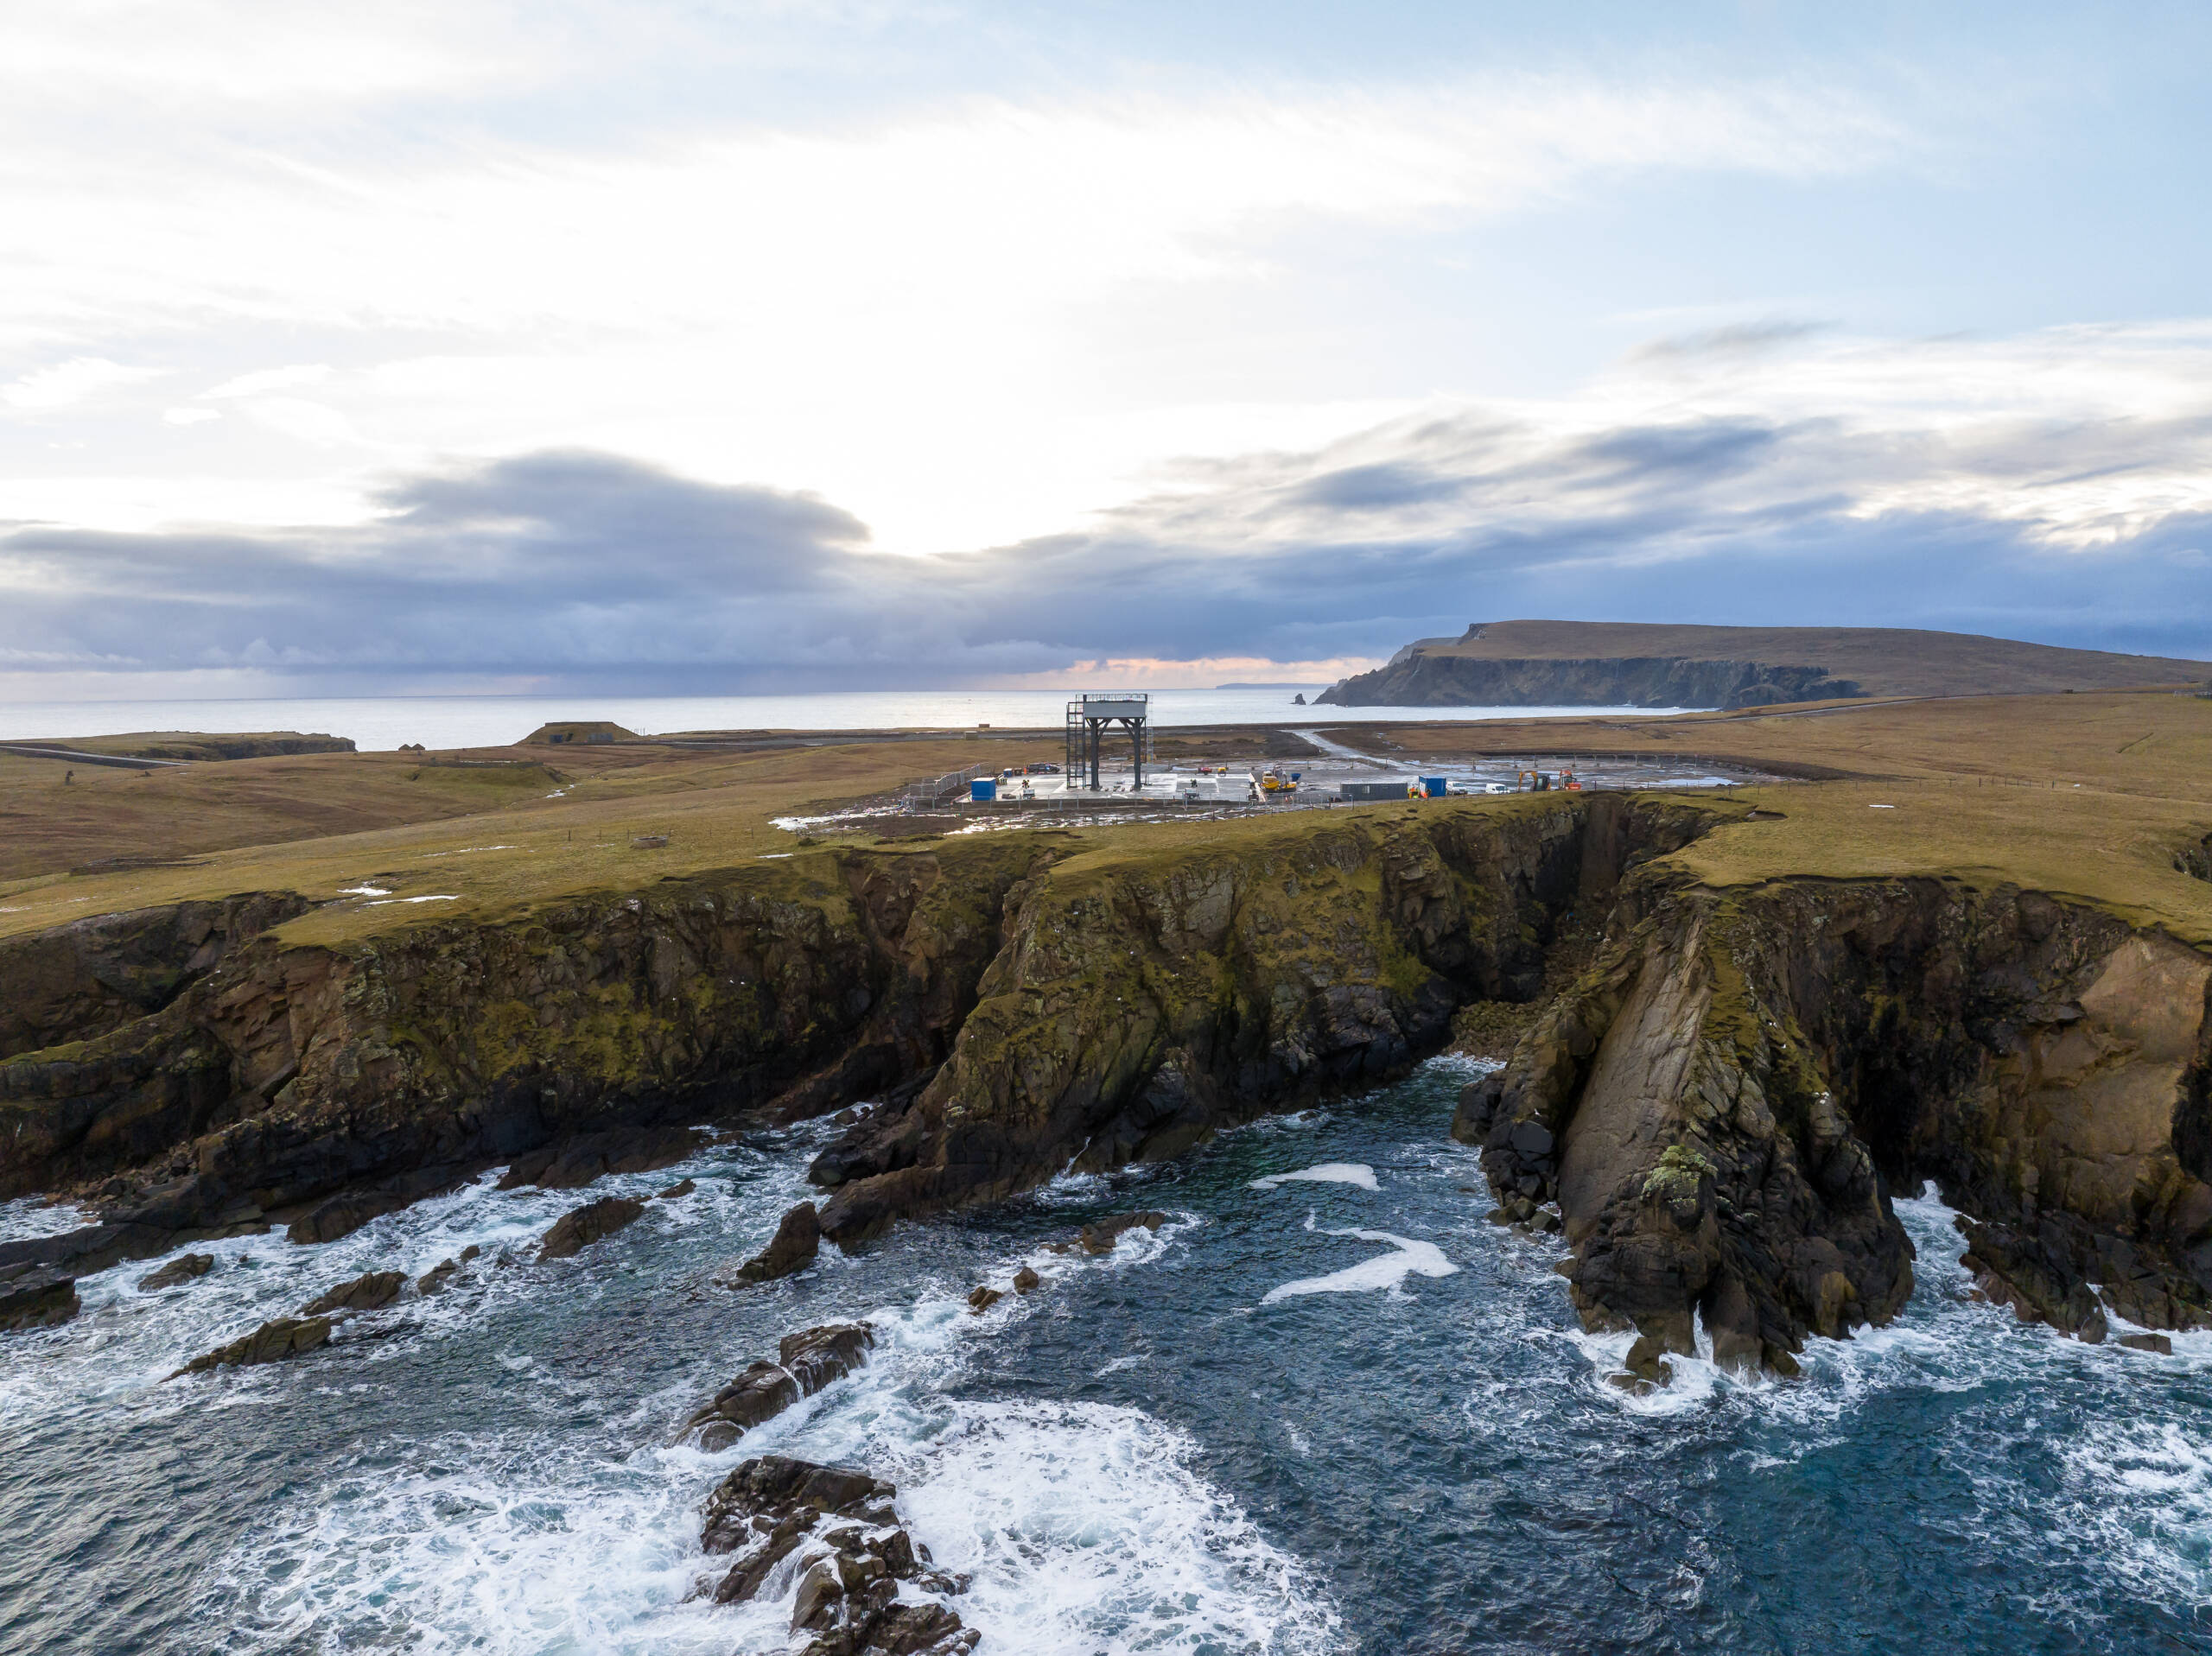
836;695;1773;835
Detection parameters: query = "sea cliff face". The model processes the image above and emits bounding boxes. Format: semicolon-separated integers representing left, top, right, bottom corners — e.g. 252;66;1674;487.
1457;878;2212;1370
7;800;2209;1387
1314;653;1862;709
0;838;1050;1244
810;798;1713;1240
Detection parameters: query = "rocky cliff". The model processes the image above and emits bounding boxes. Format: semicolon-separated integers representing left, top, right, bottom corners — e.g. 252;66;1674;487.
8;797;2209;1389
0;801;1705;1268
1456;878;2212;1372
810;798;1713;1240
1315;653;1860;709
1;837;1051;1252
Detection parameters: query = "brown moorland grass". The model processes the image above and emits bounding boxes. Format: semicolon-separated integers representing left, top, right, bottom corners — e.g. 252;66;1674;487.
0;695;2204;949
0;734;1033;944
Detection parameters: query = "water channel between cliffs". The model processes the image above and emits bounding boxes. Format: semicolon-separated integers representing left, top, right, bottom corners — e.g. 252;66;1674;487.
3;1056;2209;1654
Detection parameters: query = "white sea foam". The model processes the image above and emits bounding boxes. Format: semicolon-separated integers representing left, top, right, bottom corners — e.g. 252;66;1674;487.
2056;1419;2212;1607
0;1194;95;1242
1261;1225;1456;1303
1250;1162;1378;1192
769;1365;1340;1656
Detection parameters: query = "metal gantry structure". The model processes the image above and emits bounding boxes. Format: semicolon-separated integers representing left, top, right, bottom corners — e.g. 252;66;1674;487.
1065;694;1150;790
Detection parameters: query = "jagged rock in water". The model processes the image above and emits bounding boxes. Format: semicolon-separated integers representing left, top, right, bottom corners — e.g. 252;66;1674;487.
722;1201;820;1285
1013;1266;1039;1292
536;1196;646;1261
172;1315;332;1376
300;1269;407;1317
1078;1212;1166;1254
138;1252;213;1291
966;1285;1001;1313
2119;1332;2174;1355
682;1323;875;1450
286;1168;467;1244
698;1454;974;1654
0;1262;79;1330
418;1245;483;1294
657;1177;696;1200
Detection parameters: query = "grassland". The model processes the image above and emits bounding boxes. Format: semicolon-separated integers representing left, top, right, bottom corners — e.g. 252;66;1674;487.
0;691;2206;949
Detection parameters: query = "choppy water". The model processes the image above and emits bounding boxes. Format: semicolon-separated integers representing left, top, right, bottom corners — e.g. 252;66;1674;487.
0;693;1688;753
4;1058;2209;1653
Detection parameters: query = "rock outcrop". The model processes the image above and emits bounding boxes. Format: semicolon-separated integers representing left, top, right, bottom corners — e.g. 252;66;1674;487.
1459;878;2212;1374
172;1314;332;1376
698;1455;975;1654
0;1261;79;1329
721;1201;822;1286
138;1252;213;1291
682;1322;875;1451
301;1269;407;1316
537;1196;646;1260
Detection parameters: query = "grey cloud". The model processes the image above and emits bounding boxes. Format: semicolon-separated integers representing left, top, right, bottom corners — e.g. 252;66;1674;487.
1291;463;1469;511
3;412;2209;693
1633;319;1833;361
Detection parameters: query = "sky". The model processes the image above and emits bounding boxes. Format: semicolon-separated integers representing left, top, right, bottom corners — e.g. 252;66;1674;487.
3;0;2210;698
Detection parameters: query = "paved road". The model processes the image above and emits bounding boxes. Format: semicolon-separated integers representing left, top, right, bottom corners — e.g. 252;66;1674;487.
0;743;194;770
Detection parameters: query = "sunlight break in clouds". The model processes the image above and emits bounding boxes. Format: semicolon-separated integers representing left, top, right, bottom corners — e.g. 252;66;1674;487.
0;66;1905;555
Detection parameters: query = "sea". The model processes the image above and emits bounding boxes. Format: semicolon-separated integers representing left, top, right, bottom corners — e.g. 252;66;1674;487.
0;693;1684;753
3;1057;2208;1655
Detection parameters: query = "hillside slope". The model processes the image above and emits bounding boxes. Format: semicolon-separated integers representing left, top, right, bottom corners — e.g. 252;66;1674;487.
1316;619;2210;708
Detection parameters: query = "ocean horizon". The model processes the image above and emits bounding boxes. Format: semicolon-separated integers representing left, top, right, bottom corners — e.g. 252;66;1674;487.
0;690;1693;753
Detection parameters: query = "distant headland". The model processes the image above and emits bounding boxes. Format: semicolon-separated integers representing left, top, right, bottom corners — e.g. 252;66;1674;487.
1314;619;2212;709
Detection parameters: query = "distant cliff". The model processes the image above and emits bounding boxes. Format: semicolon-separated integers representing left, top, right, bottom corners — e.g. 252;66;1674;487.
1318;653;1856;710
1315;619;2210;709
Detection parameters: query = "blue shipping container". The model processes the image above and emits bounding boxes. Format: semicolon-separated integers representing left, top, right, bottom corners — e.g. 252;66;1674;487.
1421;777;1447;797
969;779;997;803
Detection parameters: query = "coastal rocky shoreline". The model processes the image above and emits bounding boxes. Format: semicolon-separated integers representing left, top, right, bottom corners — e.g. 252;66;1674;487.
3;796;2209;1383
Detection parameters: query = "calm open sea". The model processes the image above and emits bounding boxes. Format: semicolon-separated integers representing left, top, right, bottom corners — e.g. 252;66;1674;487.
0;692;1686;752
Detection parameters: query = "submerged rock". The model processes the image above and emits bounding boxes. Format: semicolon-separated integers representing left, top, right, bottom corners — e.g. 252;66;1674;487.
172;1314;332;1377
682;1323;875;1451
300;1269;407;1316
1077;1212;1166;1255
137;1252;214;1291
698;1454;975;1654
722;1201;820;1285
536;1196;647;1261
0;1262;79;1330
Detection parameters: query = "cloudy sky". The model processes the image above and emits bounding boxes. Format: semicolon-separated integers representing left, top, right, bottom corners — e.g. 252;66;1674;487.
4;0;2209;697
